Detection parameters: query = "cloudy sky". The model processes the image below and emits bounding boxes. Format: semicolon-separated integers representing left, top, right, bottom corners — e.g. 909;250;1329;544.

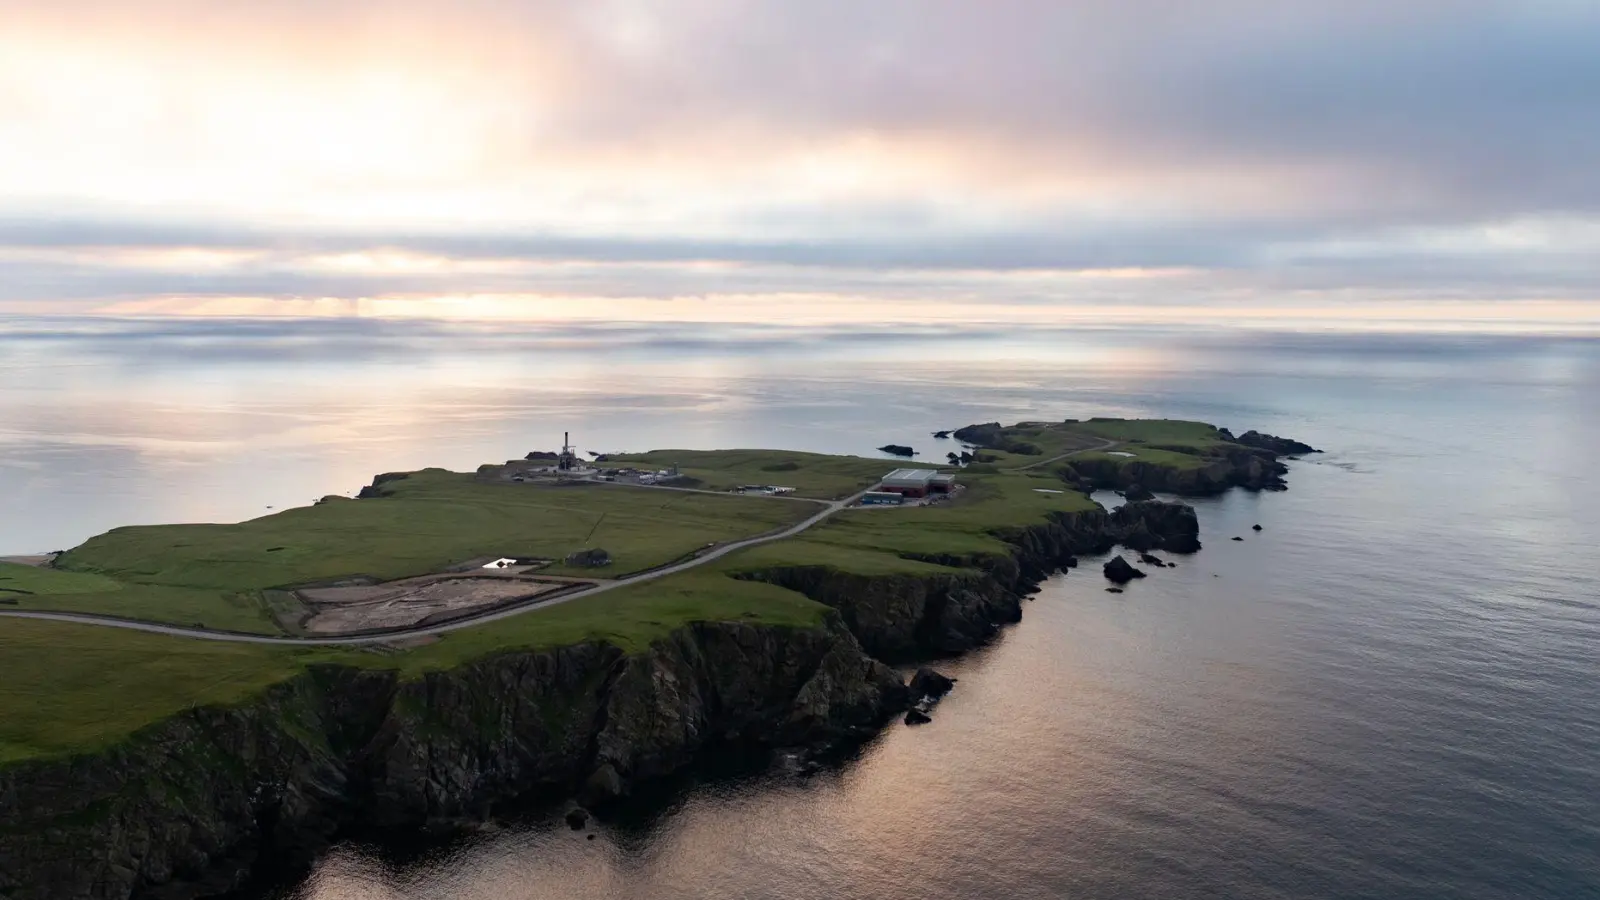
2;0;1598;329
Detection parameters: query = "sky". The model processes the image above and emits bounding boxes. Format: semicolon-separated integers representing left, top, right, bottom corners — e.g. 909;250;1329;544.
2;0;1598;331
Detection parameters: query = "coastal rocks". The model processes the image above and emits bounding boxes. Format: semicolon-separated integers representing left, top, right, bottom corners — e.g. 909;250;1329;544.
903;667;955;726
0;619;905;900
950;423;1044;456
908;667;956;701
932;431;952;439
734;567;1022;662
878;445;916;457
1137;552;1166;568
1232;536;1244;541
1123;483;1155;503
1103;555;1146;584
1253;524;1263;532
1109;501;1202;554
1065;448;1289;495
1230;430;1320;455
951;422;1006;447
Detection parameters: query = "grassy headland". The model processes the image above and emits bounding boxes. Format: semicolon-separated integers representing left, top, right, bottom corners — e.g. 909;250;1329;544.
0;419;1274;765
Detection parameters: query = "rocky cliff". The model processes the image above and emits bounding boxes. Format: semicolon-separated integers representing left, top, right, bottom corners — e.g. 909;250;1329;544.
1061;445;1289;494
0;496;1209;900
0;618;904;900
736;500;1201;661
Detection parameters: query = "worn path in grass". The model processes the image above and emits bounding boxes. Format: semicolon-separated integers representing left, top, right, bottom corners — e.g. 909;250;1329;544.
0;487;870;645
1007;437;1122;471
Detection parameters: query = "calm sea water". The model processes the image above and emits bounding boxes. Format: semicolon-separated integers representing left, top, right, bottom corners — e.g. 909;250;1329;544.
3;320;1598;898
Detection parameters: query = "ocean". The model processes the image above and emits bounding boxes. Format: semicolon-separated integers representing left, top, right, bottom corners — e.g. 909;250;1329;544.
2;320;1597;898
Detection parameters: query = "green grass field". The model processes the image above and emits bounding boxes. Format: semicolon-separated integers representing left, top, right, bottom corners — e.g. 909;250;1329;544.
0;618;318;764
29;470;814;632
1070;418;1230;450
607;449;897;499
0;562;123;596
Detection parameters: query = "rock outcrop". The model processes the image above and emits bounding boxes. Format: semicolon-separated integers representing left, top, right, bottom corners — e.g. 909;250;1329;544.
1230;431;1319;455
908;667;956;701
355;471;410;499
1063;444;1290;494
735;567;1021;662
0;619;905;900
1123;483;1155;502
1103;555;1146;584
950;423;1043;456
564;548;612;568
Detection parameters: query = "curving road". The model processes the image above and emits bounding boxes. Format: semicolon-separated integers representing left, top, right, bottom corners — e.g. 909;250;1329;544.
0;490;869;646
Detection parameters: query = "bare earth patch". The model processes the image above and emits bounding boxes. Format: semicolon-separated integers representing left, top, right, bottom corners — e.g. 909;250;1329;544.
297;573;588;634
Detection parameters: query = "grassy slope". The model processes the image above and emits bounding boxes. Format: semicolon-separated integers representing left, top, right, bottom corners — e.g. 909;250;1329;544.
32;470;812;631
607;449;897;500
0;563;122;596
60;470;811;589
0;618;318;765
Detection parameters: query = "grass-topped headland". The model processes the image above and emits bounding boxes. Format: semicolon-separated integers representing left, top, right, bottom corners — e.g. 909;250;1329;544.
0;418;1311;768
954;418;1294;493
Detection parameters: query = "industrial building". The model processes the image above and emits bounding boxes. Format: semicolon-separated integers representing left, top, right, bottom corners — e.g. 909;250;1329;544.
861;491;904;506
879;468;957;499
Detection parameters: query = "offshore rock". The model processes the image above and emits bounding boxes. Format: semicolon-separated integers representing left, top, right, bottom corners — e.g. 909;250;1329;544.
908;667;956;702
878;445;916;457
1103;555;1147;584
904;708;933;726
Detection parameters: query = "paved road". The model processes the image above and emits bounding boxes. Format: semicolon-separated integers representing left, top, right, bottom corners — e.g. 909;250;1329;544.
0;490;870;646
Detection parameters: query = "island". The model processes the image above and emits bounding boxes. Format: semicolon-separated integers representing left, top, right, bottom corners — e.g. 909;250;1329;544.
0;418;1311;900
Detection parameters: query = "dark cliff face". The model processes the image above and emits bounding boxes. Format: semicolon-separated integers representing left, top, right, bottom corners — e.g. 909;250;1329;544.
1063;446;1289;495
735;568;1022;663
737;500;1201;662
0;619;904;900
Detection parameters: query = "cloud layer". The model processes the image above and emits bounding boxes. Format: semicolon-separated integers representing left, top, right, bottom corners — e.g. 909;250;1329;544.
1;0;1597;328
